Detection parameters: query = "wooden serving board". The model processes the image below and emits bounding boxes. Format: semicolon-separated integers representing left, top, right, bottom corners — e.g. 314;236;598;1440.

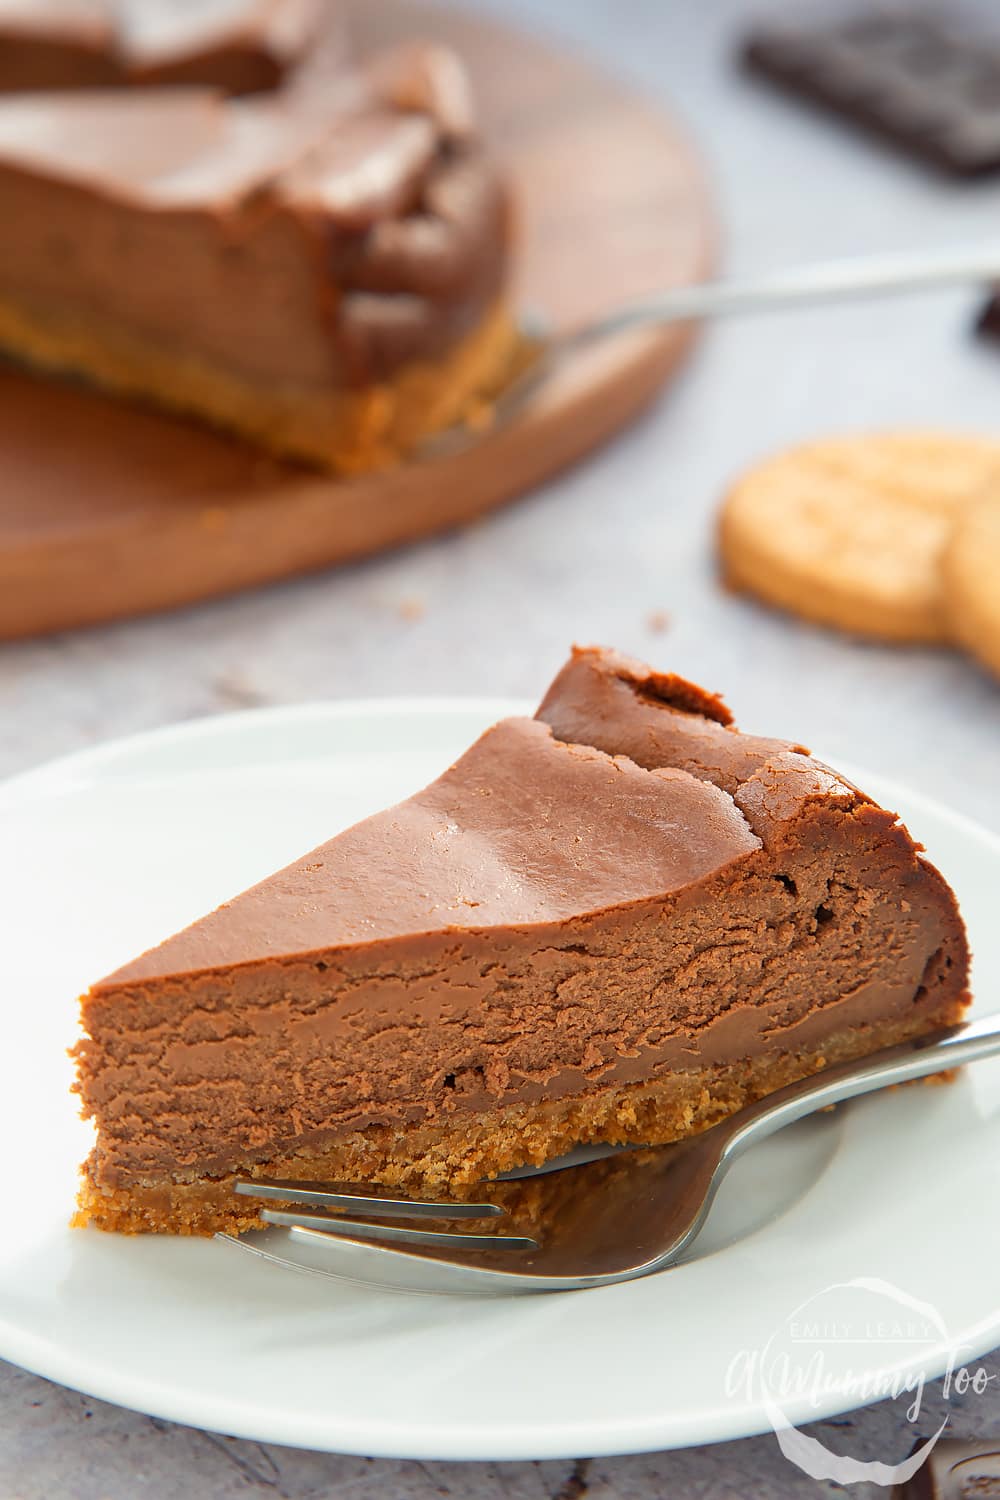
0;1;714;639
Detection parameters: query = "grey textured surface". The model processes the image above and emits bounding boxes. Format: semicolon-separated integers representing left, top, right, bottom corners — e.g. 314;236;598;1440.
2;0;1000;1493
2;1356;999;1499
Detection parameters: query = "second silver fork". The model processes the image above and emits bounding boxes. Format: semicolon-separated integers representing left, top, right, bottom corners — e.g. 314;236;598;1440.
424;241;1000;455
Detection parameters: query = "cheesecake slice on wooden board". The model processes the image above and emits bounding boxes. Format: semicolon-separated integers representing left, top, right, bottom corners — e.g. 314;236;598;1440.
0;42;514;471
72;646;970;1235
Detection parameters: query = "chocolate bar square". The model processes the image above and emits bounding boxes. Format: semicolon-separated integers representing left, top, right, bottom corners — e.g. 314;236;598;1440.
743;12;1000;177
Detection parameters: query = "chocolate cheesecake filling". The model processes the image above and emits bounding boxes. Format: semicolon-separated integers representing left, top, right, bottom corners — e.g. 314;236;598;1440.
74;650;968;1209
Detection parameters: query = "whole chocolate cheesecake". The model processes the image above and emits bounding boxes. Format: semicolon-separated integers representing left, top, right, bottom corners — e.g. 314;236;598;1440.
0;0;327;95
72;647;970;1235
0;42;514;471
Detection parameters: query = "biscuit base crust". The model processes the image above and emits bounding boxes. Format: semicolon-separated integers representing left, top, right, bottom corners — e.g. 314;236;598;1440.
73;1004;962;1236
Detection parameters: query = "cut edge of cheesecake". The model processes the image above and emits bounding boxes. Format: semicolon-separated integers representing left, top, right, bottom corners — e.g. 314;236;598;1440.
71;645;971;1235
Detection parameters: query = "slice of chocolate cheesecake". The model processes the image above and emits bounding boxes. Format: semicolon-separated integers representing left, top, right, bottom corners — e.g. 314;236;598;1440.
0;0;326;95
72;647;970;1235
0;44;513;471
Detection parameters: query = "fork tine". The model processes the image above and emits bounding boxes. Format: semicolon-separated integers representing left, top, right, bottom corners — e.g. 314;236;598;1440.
235;1178;505;1220
262;1209;537;1252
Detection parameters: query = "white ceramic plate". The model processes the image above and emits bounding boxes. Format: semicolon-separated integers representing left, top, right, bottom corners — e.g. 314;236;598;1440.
1;700;999;1461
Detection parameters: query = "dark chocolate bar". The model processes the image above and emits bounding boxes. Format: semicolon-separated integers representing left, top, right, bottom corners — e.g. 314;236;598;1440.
893;1437;1000;1497
743;12;1000;177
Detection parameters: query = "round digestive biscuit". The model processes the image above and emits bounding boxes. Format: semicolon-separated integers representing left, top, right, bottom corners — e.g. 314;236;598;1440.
718;432;1000;643
943;494;1000;680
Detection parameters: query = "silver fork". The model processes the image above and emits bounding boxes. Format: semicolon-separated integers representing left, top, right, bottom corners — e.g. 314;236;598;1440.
220;1009;1000;1295
423;242;1000;456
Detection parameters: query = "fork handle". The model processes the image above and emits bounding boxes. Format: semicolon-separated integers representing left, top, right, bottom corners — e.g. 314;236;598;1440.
721;1009;1000;1163
563;243;1000;351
